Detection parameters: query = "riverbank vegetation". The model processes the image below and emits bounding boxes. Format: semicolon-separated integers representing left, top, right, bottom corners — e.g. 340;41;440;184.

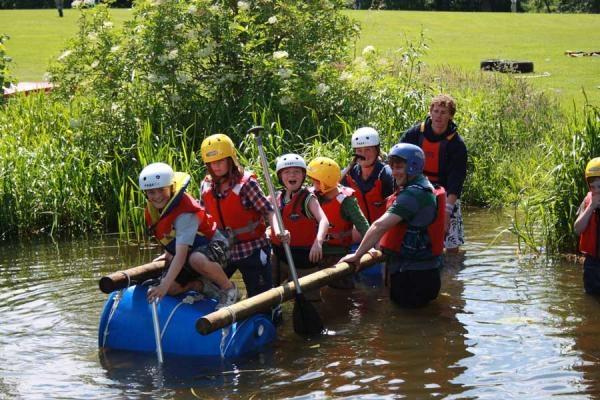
0;1;598;255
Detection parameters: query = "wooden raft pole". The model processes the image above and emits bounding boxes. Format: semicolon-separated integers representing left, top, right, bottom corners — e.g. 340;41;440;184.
196;250;386;335
98;260;166;294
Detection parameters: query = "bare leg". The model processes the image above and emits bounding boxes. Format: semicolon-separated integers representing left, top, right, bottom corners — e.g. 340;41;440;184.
188;252;233;290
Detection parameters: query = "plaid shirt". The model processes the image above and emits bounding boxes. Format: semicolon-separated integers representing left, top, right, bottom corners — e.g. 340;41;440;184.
207;176;273;261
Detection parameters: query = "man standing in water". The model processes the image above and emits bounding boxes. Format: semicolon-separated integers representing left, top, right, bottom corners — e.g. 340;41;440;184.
400;94;467;253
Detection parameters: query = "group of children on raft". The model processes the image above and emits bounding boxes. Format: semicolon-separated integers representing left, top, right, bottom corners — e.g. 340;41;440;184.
141;94;471;315
139;90;600;319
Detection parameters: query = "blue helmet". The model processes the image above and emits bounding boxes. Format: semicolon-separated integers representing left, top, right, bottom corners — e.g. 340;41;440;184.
388;143;425;175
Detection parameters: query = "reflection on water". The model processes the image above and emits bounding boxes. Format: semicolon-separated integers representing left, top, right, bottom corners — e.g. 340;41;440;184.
0;210;599;399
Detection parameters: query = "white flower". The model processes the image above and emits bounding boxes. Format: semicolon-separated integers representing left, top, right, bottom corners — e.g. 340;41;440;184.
87;32;98;41
58;50;72;61
71;0;82;8
103;21;114;29
174;23;184;31
148;73;158;83
362;45;375;55
209;4;221;13
152;0;165;6
110;45;120;53
83;0;95;6
111;103;120;112
188;5;197;14
90;60;99;68
339;71;353;81
277;68;292;79
316;83;330;96
167;49;178;60
237;1;250;11
273;50;288;60
279;95;292;105
267;16;277;24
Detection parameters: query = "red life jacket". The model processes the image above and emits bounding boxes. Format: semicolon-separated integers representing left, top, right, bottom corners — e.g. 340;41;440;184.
145;192;216;255
344;170;386;224
379;185;446;257
271;188;318;248
318;186;355;247
418;121;456;184
579;192;599;258
201;171;266;243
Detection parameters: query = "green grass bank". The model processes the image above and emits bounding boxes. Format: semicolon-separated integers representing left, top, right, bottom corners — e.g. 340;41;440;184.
1;9;599;108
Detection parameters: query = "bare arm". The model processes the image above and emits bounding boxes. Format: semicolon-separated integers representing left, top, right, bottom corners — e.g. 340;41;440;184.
308;196;329;262
575;196;600;234
147;244;189;303
340;212;402;264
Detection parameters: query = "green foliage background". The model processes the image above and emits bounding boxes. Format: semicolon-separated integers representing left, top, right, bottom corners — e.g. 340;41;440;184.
1;0;598;255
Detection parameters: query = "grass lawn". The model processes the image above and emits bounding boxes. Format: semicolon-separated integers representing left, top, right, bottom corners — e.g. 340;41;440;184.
1;9;599;108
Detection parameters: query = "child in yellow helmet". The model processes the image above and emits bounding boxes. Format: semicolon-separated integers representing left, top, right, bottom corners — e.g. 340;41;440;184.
575;157;600;295
199;134;284;312
306;156;369;290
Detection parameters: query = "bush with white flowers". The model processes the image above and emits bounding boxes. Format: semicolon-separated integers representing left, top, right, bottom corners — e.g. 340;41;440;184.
50;0;357;141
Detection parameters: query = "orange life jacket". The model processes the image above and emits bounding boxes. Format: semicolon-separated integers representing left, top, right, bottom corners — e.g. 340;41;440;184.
145;192;216;255
344;171;386;224
271;188;318;248
201;171;266;243
418;121;456;184
379;185;446;257
579;191;599;258
317;186;355;247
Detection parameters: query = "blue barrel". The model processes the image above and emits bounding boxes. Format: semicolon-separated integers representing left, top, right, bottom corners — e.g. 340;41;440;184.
98;285;276;358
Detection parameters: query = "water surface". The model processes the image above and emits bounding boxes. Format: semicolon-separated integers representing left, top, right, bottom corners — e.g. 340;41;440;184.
0;209;599;399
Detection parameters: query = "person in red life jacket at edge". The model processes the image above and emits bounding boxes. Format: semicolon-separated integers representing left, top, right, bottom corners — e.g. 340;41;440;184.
270;153;330;301
307;157;370;292
575;157;600;295
199;133;284;322
340;143;446;307
141;162;239;309
400;94;467;254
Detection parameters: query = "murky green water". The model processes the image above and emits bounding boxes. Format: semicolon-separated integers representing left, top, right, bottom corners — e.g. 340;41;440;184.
1;209;599;399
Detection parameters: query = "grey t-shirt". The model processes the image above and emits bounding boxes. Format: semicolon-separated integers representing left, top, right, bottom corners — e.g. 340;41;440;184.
173;213;199;247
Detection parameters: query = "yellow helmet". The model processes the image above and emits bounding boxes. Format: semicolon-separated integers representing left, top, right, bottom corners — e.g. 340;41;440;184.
306;157;341;194
200;134;238;164
585;157;600;180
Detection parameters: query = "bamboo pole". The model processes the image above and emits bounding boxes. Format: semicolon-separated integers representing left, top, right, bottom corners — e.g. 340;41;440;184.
98;260;166;294
195;250;386;335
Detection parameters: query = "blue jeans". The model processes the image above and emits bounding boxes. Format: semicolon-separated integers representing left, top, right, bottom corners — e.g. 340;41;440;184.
224;246;273;298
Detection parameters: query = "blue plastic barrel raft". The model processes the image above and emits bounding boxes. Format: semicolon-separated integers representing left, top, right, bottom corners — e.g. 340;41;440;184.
98;285;276;358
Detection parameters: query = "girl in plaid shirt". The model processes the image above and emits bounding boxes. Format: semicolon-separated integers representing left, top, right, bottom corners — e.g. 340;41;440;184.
199;134;284;302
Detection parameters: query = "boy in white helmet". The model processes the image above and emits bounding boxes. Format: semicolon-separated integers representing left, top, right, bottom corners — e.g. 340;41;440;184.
270;154;329;301
140;162;239;309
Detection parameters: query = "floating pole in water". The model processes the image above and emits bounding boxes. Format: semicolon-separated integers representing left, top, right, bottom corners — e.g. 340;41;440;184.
99;261;167;294
151;299;164;364
196;250;385;335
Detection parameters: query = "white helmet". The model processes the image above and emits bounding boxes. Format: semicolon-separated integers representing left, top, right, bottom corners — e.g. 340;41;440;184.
138;162;174;190
351;127;380;148
276;153;307;174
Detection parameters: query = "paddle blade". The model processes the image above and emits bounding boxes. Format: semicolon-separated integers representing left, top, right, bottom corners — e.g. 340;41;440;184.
292;295;323;336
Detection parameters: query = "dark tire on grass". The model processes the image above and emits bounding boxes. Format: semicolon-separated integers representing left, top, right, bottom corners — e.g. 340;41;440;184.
480;59;534;73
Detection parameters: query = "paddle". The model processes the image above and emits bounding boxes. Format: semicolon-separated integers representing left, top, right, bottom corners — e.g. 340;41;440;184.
249;125;324;336
340;153;366;182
